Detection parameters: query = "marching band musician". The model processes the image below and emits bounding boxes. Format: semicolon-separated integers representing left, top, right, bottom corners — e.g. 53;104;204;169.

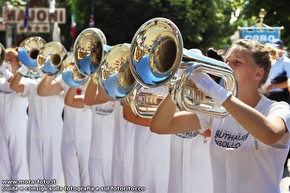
166;48;214;193
123;86;172;193
41;74;92;191
62;87;92;190
123;68;213;193
0;47;29;193
10;67;64;193
83;78;130;188
150;39;290;193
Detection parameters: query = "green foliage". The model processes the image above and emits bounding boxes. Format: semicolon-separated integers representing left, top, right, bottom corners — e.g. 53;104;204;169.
239;0;290;50
5;0;288;52
70;0;241;53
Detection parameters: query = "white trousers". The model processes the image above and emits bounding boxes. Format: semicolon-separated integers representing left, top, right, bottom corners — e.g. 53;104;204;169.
61;140;91;187
0;133;29;193
132;126;171;193
26;128;62;193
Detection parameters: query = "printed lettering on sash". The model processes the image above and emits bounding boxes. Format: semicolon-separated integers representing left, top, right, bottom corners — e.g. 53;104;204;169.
175;131;198;139
94;106;114;116
214;129;249;149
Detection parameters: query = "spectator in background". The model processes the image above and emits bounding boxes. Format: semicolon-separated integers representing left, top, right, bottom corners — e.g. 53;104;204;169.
262;39;290;103
261;39;290;179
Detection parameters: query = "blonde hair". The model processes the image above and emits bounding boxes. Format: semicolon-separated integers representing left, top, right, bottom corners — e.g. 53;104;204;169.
226;39;280;86
264;43;284;61
5;47;19;60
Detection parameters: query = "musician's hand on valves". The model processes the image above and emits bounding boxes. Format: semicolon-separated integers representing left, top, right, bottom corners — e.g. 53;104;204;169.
17;65;29;76
0;64;13;80
1;61;9;69
191;72;232;107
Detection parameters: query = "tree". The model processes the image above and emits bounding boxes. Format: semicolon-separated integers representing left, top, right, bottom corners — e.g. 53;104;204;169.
238;0;290;49
68;0;243;53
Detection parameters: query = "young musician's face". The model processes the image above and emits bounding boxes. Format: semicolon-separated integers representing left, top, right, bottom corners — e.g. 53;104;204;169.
225;48;262;90
5;53;20;69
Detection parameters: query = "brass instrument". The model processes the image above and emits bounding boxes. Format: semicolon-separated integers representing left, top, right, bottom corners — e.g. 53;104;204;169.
0;43;5;65
61;53;89;87
0;43;6;78
73;28;109;77
37;42;67;76
18;37;46;78
129;17;183;87
128;17;237;118
171;55;237;118
120;18;183;118
125;84;166;118
61;28;108;88
18;36;46;68
90;43;164;114
92;44;136;99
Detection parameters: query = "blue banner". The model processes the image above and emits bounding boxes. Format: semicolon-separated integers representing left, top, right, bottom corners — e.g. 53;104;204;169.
240;26;281;44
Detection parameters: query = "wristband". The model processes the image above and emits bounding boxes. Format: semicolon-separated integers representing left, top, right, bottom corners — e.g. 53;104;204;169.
213;86;232;107
1;68;13;80
17;65;29;76
191;72;231;107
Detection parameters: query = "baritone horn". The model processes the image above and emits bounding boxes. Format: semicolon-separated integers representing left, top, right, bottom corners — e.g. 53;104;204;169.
37;42;67;76
61;28;108;88
90;42;164;116
128;17;237;118
92;43;137;99
129;17;183;88
171;51;238;118
92;42;165;115
0;43;5;65
73;28;109;77
72;28;137;100
126;17;183;118
18;36;46;68
61;53;89;87
18;36;46;78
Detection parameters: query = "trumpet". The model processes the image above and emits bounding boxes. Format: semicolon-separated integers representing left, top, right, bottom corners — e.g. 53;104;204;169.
127;17;237;118
37;42;67;76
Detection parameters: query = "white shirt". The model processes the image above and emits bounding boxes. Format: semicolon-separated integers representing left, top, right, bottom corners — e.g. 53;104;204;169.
198;95;290;193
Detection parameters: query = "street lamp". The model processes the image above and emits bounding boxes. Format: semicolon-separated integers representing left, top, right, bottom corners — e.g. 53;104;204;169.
258;8;266;28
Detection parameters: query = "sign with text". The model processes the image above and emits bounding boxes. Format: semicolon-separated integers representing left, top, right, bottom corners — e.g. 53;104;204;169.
17;23;50;33
5;8;65;33
240;26;281;44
